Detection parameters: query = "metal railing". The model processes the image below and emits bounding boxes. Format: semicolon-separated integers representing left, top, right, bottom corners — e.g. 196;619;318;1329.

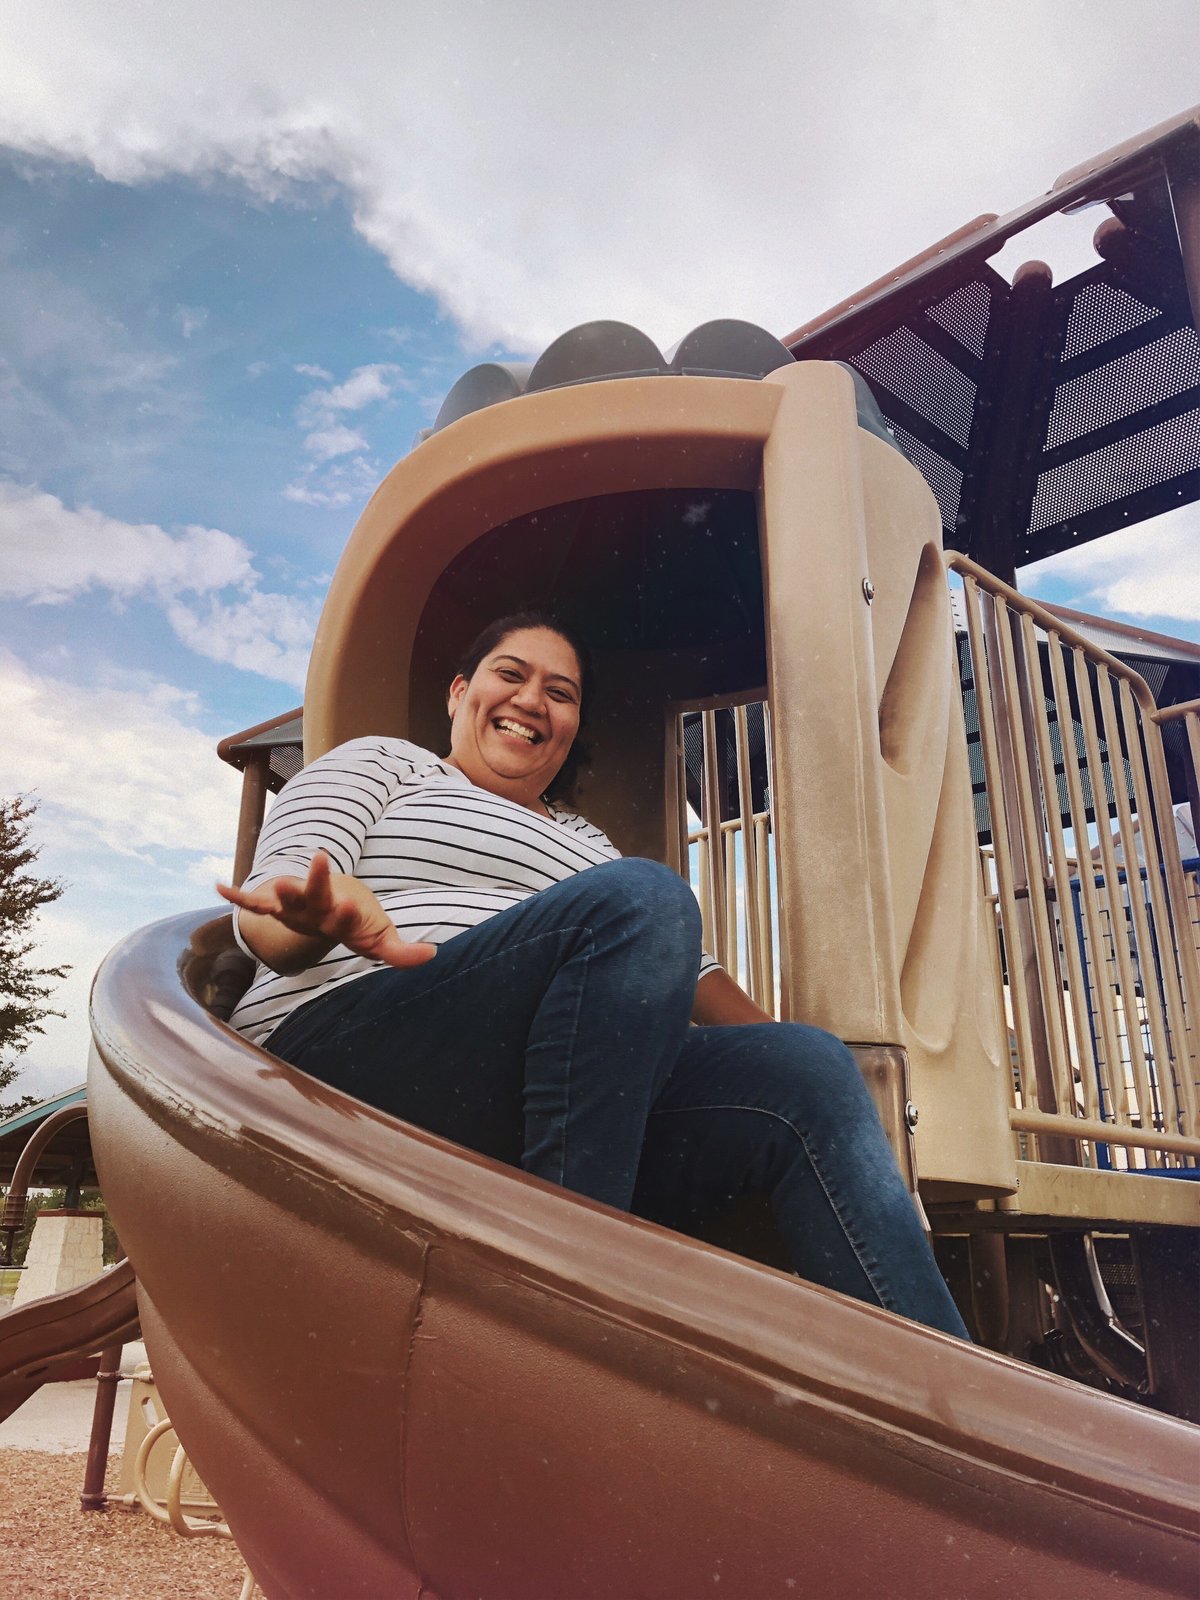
673;575;1200;1175
673;698;778;1015
951;554;1200;1170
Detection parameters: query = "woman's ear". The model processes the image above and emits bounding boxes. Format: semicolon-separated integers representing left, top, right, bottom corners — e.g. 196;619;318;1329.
447;674;468;719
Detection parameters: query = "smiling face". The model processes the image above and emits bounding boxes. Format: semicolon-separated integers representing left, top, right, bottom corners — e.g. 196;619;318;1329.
445;626;583;810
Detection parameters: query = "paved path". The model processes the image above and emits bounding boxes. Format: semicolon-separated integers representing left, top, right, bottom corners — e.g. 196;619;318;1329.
0;1342;148;1453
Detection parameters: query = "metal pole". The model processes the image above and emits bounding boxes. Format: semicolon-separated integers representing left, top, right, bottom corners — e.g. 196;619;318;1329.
232;751;270;887
80;1341;124;1511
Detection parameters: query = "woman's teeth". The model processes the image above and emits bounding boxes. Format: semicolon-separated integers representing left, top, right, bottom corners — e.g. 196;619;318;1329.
495;719;538;743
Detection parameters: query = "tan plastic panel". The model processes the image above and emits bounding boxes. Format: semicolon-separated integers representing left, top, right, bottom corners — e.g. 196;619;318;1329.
759;367;1011;1189
1005;1163;1200;1229
306;362;1011;1190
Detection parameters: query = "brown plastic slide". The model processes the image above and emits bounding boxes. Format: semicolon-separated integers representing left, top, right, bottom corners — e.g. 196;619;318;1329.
0;1257;138;1424
86;909;1200;1600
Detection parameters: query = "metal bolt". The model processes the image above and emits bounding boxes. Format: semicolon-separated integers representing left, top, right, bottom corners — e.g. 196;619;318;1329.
862;578;875;604
904;1100;919;1131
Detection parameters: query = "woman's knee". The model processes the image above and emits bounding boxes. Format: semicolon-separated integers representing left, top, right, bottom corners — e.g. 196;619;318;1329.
747;1023;874;1121
581;858;701;931
567;858;701;981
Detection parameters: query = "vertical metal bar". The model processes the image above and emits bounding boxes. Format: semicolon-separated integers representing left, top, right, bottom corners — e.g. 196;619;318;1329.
80;1342;124;1511
696;828;713;956
1089;666;1160;1155
1023;618;1100;1122
1104;677;1184;1138
1046;635;1125;1128
664;712;688;878
754;814;776;1013
701;710;727;967
679;737;692;893
733;704;764;1006
1184;708;1200;854
761;700;790;1020
1123;690;1197;1140
995;604;1075;1119
724;825;740;984
962;579;1040;1111
1074;651;1155;1134
1143;705;1200;1026
1140;702;1200;1119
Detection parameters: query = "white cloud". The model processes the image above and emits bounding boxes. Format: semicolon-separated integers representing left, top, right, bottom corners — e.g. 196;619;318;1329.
0;477;322;686
282;457;378;509
0;479;253;603
302;423;368;461
1022;502;1200;627
300;364;401;420
283;361;408;506
0;644;276;1101
0;4;1194;352
294;362;332;380
10;908;122;1101
184;852;236;890
0;649;241;858
166;589;318;689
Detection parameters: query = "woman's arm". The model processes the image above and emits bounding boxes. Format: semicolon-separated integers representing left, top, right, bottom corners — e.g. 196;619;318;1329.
219;851;436;976
691;966;775;1026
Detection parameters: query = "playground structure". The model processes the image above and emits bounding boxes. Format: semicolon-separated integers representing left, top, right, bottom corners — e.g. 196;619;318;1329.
3;110;1200;1598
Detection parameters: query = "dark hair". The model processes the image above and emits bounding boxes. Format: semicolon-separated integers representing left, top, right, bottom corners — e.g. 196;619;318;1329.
453;611;594;802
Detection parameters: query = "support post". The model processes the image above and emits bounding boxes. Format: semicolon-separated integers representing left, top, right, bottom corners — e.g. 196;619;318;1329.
80;1341;124;1511
232;752;270;887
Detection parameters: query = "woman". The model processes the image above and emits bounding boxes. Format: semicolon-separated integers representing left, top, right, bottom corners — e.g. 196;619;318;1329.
221;613;968;1340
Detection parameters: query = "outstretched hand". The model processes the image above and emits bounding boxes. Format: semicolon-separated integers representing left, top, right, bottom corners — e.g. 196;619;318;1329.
217;851;437;971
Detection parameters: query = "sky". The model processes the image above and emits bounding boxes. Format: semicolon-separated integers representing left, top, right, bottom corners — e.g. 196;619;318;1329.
0;2;1197;1104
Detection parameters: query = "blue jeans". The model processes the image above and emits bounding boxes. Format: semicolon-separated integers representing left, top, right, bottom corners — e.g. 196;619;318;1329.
267;858;968;1339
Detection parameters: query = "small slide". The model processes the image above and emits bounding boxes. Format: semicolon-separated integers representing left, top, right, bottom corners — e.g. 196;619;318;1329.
0;1257;139;1424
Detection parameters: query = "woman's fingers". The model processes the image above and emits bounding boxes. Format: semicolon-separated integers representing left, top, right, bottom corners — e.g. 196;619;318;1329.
217;856;436;968
275;879;316;921
367;928;438;969
217;880;284;916
303;851;335;909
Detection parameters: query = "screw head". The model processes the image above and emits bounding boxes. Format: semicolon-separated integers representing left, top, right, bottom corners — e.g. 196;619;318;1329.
904;1100;919;1130
862;578;875;604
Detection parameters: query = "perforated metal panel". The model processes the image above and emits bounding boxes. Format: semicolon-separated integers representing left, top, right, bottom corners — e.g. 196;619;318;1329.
927;280;992;360
1046;326;1200;451
1030;408;1200;537
1062;280;1160;362
855;325;978;449
269;745;304;788
889;422;964;531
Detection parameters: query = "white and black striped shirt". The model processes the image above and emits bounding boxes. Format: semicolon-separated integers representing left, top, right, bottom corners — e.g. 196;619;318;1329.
230;736;717;1046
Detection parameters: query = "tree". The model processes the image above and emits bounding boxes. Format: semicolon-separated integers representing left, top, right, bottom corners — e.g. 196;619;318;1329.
0;796;69;1120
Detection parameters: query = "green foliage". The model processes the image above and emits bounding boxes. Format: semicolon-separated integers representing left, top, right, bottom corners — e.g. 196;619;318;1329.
0;796;69;1118
1;1188;118;1267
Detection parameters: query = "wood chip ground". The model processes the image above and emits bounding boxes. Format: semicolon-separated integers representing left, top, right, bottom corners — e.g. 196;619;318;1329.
0;1449;252;1600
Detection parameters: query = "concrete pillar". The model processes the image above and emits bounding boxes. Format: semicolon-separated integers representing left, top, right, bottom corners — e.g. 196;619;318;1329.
12;1209;104;1307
